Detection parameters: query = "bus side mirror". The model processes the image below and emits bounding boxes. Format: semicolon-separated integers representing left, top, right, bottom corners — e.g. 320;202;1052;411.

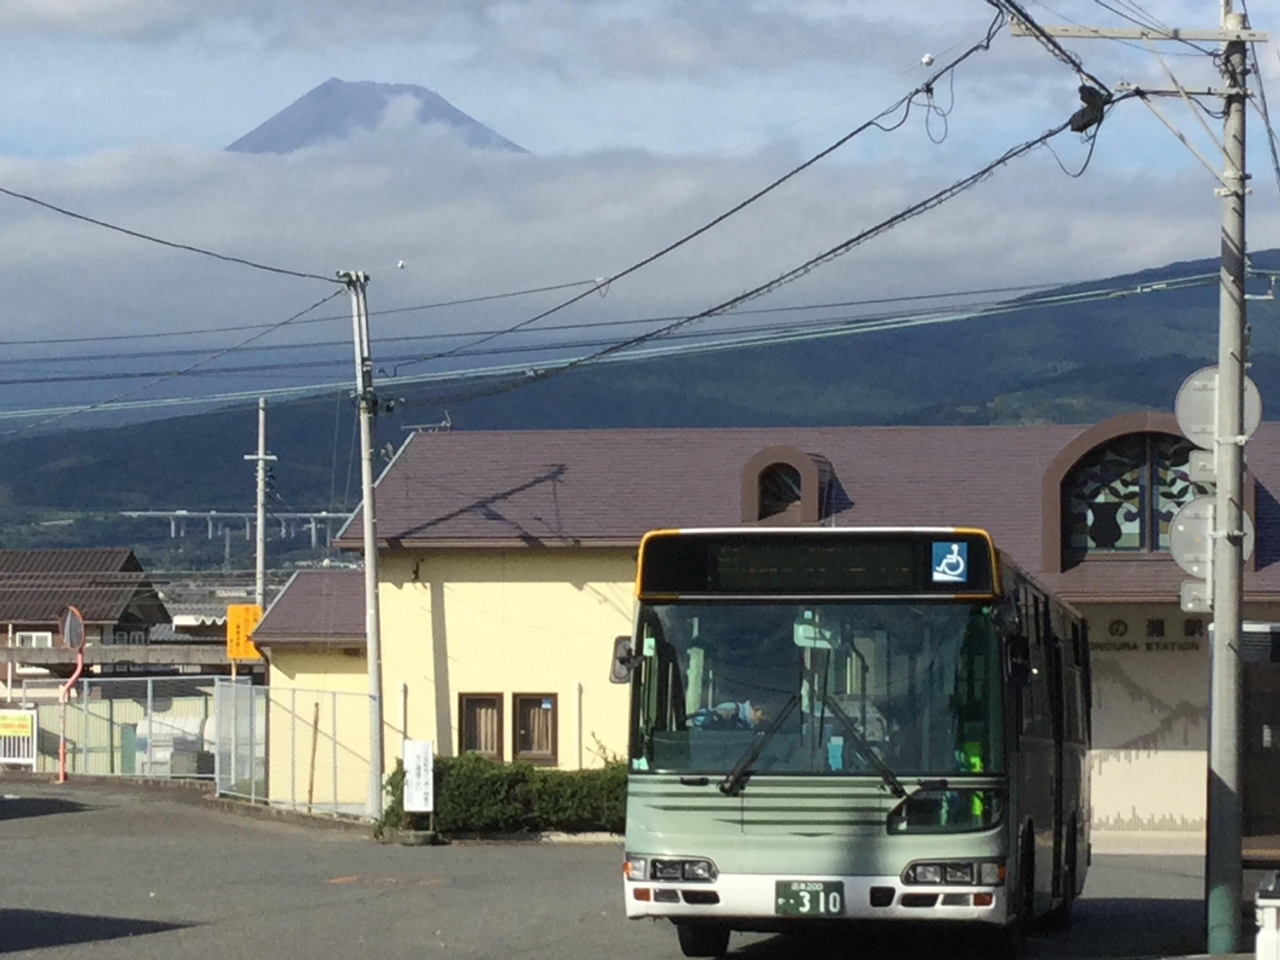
610;636;638;684
1006;635;1031;687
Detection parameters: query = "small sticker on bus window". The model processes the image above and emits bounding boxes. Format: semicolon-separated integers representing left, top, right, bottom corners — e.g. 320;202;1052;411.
643;636;657;657
541;699;553;710
931;542;969;583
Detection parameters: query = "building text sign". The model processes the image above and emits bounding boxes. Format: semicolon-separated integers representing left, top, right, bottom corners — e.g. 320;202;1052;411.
403;740;434;814
225;604;263;661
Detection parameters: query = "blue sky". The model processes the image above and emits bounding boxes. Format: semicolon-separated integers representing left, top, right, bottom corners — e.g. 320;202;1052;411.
0;0;1274;418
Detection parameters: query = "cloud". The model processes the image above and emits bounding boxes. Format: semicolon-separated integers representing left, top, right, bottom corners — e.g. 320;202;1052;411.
0;115;1245;415
0;0;1129;78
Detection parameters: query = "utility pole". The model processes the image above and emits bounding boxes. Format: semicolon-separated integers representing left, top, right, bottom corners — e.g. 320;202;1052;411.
1012;9;1266;954
338;270;385;821
1207;9;1249;951
243;397;277;610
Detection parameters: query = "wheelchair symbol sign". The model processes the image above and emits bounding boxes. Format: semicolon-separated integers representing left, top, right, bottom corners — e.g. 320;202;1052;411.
932;542;968;583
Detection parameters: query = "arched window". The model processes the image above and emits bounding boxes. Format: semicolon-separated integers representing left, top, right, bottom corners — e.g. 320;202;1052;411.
759;463;803;520
740;446;832;524
1062;433;1211;556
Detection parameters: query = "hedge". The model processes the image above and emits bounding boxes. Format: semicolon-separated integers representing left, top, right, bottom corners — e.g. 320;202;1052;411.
379;753;626;837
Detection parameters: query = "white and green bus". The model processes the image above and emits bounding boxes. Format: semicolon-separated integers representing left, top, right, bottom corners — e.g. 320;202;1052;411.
613;527;1090;957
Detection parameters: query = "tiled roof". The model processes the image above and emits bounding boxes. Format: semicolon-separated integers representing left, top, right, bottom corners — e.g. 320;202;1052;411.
253;570;365;646
332;422;1280;602
0;548;166;624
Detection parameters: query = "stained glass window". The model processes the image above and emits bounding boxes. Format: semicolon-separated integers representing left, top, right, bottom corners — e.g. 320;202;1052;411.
1063;433;1212;557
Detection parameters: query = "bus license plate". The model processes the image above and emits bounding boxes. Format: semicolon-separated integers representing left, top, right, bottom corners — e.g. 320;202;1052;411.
775;880;845;916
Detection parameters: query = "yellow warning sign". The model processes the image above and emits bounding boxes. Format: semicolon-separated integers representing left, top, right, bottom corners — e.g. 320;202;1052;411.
0;711;34;738
226;604;263;661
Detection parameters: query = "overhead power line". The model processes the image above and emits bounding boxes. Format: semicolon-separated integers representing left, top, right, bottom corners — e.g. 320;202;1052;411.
0;278;605;348
989;0;1113;94
0;263;1216;424
1240;0;1280;203
391;9;1011;376
0;185;340;284
0;280;1085;367
0;288;345;438
0;270;1222;385
409;99;1133;412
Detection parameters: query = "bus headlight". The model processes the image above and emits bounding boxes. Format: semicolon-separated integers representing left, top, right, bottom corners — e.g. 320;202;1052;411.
643;857;719;882
909;863;944;884
682;860;717;882
904;861;1005;886
652;860;683;881
624;856;647;881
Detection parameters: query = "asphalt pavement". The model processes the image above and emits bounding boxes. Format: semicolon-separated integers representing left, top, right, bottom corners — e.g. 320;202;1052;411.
0;781;1238;960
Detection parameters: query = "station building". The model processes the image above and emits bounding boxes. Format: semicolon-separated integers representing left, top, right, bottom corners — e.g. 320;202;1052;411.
259;414;1280;848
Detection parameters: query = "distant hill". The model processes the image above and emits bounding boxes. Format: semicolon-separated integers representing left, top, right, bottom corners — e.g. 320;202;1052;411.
226;78;524;154
0;248;1277;569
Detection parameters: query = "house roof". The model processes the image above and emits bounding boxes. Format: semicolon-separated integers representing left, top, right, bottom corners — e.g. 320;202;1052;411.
332;422;1280;604
0;548;167;625
252;569;365;647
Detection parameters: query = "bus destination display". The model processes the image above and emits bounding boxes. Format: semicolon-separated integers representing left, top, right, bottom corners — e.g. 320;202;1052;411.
639;532;994;596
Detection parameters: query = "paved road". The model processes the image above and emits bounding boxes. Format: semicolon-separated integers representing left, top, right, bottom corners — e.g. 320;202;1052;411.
0;783;1229;959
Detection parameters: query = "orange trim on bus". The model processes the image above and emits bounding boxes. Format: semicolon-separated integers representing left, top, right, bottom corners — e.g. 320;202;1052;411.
635;529;682;598
951;527;1002;595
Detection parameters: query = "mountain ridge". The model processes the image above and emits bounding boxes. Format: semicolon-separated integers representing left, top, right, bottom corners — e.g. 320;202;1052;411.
226;77;524;154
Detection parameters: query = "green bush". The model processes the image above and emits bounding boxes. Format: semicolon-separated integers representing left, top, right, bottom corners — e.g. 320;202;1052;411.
531;763;626;834
435;752;536;834
378;754;626;837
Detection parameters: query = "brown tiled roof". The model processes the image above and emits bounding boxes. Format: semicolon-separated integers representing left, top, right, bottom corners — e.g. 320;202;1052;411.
253;570;365;647
0;548;166;624
333;423;1280;603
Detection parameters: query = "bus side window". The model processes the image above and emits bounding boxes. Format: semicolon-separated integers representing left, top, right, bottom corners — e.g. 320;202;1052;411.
1020;589;1052;738
1064;668;1086;744
1019;586;1036;734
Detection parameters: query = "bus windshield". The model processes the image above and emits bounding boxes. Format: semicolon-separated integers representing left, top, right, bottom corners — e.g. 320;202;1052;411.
630;601;1004;779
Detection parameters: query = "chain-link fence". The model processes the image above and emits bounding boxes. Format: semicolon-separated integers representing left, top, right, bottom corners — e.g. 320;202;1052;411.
213;679;371;818
8;675;225;778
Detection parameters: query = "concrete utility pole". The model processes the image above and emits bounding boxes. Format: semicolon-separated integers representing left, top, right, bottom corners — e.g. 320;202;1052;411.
1207;9;1249;951
243;397;277;610
1012;8;1266;953
338;270;385;822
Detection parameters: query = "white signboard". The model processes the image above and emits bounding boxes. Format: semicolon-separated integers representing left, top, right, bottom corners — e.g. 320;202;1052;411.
403;740;434;814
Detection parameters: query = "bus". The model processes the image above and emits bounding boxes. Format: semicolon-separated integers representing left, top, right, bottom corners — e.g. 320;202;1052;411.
612;527;1090;958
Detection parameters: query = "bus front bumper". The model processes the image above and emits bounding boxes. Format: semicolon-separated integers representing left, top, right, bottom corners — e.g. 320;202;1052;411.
624;874;1008;925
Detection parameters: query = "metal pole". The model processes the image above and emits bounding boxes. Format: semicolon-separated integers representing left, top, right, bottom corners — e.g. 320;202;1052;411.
339;270;385;820
243;398;275;610
1207;10;1249;954
80;678;88;773
331;691;339;817
213;680;221;794
249;687;257;803
146;677;154;776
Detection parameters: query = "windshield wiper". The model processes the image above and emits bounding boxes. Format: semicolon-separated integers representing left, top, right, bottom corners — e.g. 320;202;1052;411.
821;696;907;799
718;695;799;797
